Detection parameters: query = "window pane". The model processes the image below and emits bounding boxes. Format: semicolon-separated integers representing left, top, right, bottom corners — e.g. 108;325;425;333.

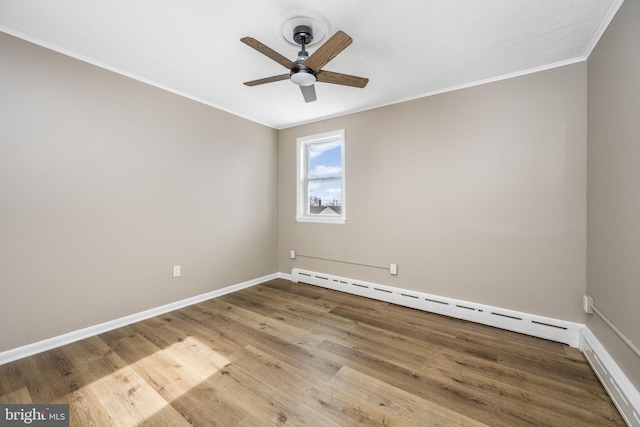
296;129;345;223
308;179;342;216
308;142;342;179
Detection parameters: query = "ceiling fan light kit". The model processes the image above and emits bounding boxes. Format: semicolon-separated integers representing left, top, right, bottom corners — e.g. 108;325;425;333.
241;18;369;103
290;71;316;87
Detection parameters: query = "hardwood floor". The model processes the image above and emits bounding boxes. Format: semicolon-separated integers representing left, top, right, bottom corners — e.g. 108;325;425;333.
0;279;626;426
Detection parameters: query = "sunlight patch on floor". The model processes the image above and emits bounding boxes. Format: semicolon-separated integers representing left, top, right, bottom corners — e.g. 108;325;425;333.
71;336;229;426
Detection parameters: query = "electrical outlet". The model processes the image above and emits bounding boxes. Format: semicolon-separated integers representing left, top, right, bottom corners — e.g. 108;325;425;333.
583;294;593;314
390;264;398;275
173;265;181;278
290;250;296;259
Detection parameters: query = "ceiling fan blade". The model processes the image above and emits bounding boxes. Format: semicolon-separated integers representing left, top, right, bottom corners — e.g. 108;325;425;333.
300;85;317;103
243;74;290;86
241;37;296;69
304;31;352;71
316;70;369;88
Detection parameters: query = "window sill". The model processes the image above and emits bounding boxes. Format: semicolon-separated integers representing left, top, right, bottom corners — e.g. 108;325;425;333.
296;216;346;225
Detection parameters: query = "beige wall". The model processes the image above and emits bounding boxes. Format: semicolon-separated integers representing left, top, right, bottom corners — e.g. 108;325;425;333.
0;33;278;352
587;0;640;388
279;63;587;322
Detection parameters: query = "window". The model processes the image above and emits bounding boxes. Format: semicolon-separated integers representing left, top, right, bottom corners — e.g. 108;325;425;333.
296;129;345;224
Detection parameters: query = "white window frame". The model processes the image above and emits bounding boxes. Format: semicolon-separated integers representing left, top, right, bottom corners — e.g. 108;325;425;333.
296;129;346;224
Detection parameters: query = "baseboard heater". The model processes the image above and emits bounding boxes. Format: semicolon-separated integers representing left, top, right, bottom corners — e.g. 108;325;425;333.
291;268;582;347
581;329;640;427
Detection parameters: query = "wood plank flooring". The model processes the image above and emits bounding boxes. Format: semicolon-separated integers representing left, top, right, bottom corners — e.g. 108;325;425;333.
0;279;626;426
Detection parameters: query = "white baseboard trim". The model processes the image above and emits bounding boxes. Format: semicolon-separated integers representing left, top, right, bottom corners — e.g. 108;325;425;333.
580;327;640;427
277;271;293;281
292;268;582;347
0;273;277;366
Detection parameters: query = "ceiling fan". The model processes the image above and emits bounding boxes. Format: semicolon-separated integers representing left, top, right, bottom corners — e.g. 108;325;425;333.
241;25;369;103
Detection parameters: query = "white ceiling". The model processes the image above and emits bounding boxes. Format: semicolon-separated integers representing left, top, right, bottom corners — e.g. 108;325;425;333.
0;0;622;129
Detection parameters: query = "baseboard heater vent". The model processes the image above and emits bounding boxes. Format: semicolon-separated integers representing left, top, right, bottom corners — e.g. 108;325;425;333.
291;268;582;347
581;329;640;427
531;320;568;330
491;312;523;321
425;298;448;305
